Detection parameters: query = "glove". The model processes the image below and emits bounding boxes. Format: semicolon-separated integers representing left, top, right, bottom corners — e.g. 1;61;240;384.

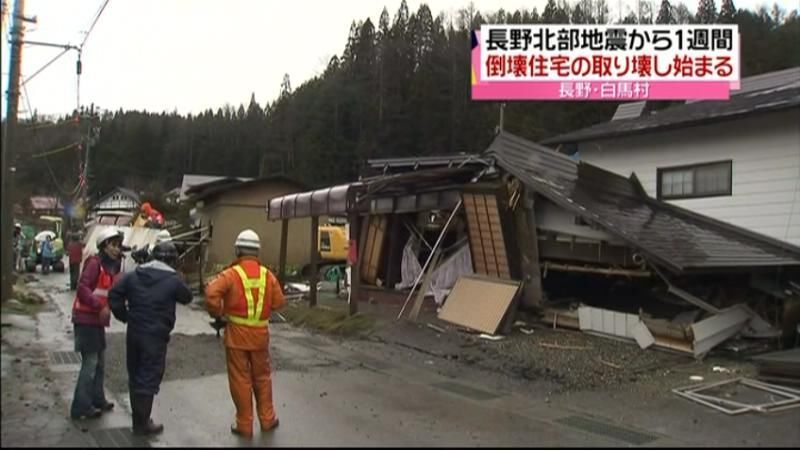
210;317;227;338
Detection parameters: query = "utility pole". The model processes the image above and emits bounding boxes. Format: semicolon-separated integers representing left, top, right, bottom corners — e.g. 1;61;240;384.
84;104;94;207
2;0;26;303
81;103;99;212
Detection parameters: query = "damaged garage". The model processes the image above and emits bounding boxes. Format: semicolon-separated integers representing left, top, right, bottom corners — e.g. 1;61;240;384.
267;131;800;358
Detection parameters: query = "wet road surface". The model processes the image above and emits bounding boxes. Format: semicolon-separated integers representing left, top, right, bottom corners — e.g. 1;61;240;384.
14;270;799;447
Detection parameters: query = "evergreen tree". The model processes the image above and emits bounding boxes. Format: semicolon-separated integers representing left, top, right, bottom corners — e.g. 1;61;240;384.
719;0;736;23
696;0;718;23
656;0;676;24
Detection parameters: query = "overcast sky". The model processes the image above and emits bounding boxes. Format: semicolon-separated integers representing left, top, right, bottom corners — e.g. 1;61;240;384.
2;0;797;119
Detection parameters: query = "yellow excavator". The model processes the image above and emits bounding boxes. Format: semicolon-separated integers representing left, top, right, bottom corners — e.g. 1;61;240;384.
318;224;349;262
301;224;349;281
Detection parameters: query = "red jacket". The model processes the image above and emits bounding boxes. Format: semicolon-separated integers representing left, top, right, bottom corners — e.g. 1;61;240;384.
72;255;121;327
67;241;84;264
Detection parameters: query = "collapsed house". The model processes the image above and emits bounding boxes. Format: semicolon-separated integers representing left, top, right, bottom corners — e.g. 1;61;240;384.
267;131;800;358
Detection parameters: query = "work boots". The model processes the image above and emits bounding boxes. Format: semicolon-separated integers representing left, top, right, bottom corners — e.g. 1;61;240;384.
130;393;164;436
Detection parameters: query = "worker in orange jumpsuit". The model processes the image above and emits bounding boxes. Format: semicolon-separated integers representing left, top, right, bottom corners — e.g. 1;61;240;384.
204;229;286;438
140;202;165;228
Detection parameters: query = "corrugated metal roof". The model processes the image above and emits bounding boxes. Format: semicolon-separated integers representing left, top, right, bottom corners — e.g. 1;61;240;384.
180;174;253;200
488;132;800;273
267;167;480;220
366;154;485;171
190;175;307;203
736;67;800;96
268;183;355;220
544;67;800;145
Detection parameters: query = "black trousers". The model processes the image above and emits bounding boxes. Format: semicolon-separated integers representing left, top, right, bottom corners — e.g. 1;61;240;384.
126;332;168;396
70;263;80;290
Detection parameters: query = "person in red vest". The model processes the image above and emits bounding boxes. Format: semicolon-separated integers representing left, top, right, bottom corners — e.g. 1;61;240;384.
70;227;124;420
205;229;286;438
67;233;85;290
141;202;165;228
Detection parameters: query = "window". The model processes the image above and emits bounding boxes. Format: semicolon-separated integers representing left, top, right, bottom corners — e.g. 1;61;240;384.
657;161;732;200
320;231;331;252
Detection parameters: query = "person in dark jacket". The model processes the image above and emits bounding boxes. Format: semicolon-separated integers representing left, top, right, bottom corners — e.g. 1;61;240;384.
108;241;192;436
70;227;124;420
67;233;84;290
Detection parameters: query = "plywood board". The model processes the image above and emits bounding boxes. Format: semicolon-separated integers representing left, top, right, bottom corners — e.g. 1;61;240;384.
361;215;388;285
438;275;521;335
463;192;512;280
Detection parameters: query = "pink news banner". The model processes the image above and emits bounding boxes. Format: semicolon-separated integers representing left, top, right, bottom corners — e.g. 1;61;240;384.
471;25;742;101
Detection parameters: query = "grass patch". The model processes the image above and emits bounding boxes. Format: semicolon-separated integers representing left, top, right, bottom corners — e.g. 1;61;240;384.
280;304;375;337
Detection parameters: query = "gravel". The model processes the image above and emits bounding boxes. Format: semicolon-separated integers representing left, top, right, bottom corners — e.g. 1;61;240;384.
104;333;227;394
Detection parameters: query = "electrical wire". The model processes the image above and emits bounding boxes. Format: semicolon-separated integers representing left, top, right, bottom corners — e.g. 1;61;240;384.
74;0;110;124
79;0;110;50
21;84;84;197
21;47;75;86
25;119;78;131
29;141;81;159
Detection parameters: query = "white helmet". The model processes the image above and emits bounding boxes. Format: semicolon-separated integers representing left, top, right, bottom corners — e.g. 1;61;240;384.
96;227;123;249
156;229;172;243
234;229;260;249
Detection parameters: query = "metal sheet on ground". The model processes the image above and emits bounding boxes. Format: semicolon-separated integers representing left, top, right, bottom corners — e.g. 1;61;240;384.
555;415;658;445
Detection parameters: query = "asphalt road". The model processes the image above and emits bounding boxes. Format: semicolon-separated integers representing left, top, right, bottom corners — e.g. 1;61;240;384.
17;269;799;447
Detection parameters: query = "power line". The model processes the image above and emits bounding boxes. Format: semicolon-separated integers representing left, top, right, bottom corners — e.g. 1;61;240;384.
76;0;111;118
79;0;109;50
21;46;72;86
29;140;80;159
24;118;78;131
21;83;83;197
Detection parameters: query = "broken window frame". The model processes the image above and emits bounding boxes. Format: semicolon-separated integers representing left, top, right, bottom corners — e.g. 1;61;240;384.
657;160;733;200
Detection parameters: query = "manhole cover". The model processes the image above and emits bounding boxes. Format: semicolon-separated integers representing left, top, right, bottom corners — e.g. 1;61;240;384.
555;415;657;445
89;427;151;448
50;352;81;365
430;381;502;401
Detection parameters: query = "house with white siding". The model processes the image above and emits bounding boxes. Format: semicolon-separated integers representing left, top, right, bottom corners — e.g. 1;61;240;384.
543;67;800;247
92;187;141;212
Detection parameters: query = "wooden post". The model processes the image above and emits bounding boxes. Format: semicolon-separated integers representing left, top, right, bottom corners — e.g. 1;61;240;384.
514;190;543;308
348;212;361;316
398;200;463;320
309;216;319;308
278;219;289;286
197;235;206;296
408;248;443;321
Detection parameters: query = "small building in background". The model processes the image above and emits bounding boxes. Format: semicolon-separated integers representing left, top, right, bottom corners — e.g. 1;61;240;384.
91;187;141;213
29;196;63;216
188;176;312;271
